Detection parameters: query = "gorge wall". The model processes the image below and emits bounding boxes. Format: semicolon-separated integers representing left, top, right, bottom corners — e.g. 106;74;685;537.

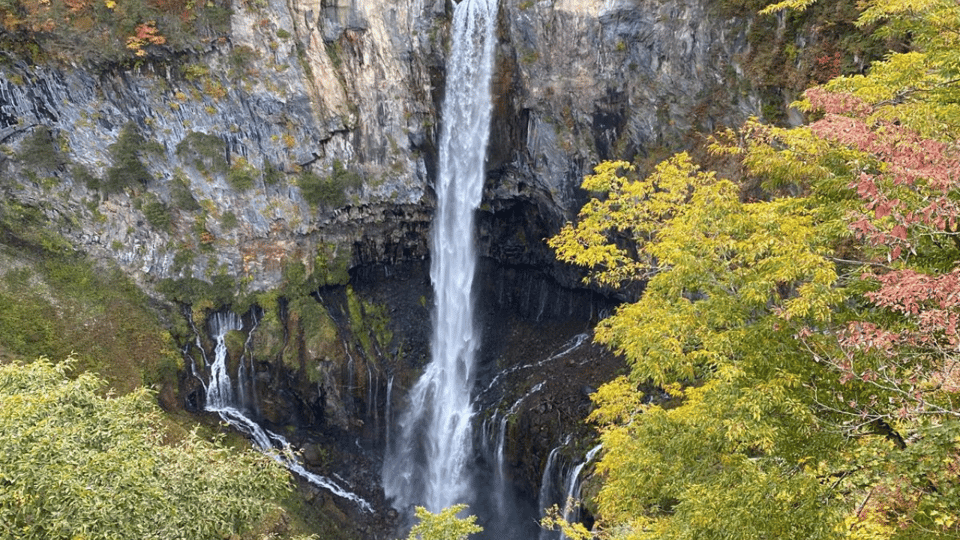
0;0;765;535
1;0;758;291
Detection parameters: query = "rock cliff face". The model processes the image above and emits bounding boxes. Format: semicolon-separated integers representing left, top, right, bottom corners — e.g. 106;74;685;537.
1;0;756;290
0;0;760;534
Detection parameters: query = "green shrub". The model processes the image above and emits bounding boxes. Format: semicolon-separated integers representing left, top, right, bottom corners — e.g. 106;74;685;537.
228;45;259;79
156;274;235;308
263;160;283;185
170;172;201;211
104;123;152;194
71;164;99;191
226;156;257;191
141;193;171;231
314;242;351;286
18;126;66;171
298;160;362;208
176;131;227;174
221;210;239;230
0;358;290;540
181;63;211;81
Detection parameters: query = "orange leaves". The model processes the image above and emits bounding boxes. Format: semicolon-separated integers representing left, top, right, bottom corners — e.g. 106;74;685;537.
63;0;89;12
805;88;960;264
125;21;166;56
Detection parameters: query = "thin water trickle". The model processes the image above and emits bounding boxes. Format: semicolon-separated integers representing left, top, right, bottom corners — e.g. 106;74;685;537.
558;444;603;540
537;444;565;540
382;0;499;514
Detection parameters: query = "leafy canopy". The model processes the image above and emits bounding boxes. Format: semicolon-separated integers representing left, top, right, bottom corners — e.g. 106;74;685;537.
550;0;960;539
0;357;291;540
405;504;483;540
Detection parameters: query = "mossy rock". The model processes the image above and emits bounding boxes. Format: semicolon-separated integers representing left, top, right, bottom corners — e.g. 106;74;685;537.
250;311;285;362
224;329;247;366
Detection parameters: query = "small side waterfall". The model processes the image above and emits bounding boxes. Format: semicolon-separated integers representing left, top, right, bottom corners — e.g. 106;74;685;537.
199;311;373;512
383;0;499;514
205;312;242;409
537;444;566;540
557;444;603;540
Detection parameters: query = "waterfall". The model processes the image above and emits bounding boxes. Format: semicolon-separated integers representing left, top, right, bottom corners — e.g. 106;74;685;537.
558;444;603;540
383;0;499;513
537;444;565;540
205;312;243;409
201;311;373;512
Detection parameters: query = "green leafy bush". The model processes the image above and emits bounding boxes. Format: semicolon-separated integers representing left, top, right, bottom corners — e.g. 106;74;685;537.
0;358;290;540
170;172;202;211
228;45;259;79
156;274;235;308
263;160;284;186
71;164;99;191
227;156;257;191
17;125;66;171
142;193;171;231
221;210;239;230
406;505;482;540
298;160;362;208
176;131;228;175
104;123;152;194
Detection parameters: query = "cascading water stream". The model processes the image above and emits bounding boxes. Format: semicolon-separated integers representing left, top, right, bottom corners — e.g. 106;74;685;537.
201;312;373;512
557;444;603;540
537;443;566;540
383;0;499;514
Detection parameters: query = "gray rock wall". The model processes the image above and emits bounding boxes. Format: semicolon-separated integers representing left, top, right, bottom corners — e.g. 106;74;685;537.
0;0;757;294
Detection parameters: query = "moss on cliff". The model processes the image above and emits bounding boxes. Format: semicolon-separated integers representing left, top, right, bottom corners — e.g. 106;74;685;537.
0;198;181;395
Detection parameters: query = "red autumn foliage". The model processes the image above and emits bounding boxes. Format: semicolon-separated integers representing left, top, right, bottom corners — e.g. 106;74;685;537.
801;87;960;421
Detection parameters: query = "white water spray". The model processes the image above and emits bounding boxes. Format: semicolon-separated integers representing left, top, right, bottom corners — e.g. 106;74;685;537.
383;0;499;513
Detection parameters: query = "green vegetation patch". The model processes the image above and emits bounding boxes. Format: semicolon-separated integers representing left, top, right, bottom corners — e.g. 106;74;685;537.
345;285;392;360
141;192;172;231
17;125;67;171
104;122;153;195
298;160;362;208
170;171;202;211
0;358;291;540
176;131;228;175
0;199;179;393
227;156;258;191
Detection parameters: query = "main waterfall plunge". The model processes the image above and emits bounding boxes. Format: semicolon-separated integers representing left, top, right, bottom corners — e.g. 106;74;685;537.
182;0;607;533
382;0;499;514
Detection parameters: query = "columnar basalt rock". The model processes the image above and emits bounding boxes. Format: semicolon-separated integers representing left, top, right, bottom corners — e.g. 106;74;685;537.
0;0;755;294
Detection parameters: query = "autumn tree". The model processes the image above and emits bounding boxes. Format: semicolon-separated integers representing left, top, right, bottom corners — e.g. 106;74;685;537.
405;505;483;540
550;0;960;538
550;153;848;540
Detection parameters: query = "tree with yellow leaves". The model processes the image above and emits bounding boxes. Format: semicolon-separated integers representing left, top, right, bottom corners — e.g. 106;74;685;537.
550;1;960;538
